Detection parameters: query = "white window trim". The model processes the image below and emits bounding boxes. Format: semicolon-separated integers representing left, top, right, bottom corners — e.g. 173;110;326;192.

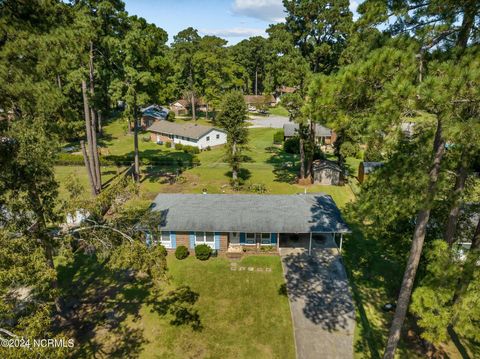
260;233;271;245
195;232;215;248
245;233;256;245
160;231;172;248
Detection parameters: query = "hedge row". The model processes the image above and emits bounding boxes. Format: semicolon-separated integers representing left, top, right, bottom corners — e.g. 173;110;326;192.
56;153;200;167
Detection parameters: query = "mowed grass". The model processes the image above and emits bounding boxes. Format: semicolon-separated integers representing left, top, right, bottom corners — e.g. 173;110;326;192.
56;117;355;207
132;255;295;359
62;254;295;359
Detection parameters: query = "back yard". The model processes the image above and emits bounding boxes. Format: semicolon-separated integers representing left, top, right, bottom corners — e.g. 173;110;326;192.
55;116;355;207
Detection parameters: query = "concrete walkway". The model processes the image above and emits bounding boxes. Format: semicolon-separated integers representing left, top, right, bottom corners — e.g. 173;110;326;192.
280;238;355;359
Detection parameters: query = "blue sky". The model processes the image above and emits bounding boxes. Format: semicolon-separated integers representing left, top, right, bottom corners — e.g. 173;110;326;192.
124;0;360;45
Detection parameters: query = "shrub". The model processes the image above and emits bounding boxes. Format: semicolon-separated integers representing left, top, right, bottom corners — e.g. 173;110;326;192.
195;244;212;260
174;143;184;150
340;141;360;159
165;141;172;148
183;145;200;154
284;137;300;154
156;244;168;257
247;183;267;193
166;111;175;122
206;146;211;151
142;135;151;142
273;130;284;144
175;245;189;260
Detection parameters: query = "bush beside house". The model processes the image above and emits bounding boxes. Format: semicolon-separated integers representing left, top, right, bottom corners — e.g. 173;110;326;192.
195;244;212;261
175;245;189;260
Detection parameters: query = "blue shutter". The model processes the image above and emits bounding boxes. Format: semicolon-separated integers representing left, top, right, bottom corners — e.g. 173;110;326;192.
189;232;196;249
270;233;277;245
240;232;246;245
170;232;176;248
214;232;221;250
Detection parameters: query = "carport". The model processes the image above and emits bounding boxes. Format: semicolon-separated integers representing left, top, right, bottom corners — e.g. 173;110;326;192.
279;232;346;255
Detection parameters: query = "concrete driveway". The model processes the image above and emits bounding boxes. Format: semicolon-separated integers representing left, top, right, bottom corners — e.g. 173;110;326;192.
248;115;290;128
280;237;355;359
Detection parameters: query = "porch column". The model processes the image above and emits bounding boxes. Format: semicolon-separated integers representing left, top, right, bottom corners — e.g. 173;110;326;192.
308;232;312;255
277;232;280;251
339;233;343;253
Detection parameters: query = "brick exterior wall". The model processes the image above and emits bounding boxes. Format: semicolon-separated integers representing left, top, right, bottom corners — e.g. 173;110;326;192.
165;231;229;253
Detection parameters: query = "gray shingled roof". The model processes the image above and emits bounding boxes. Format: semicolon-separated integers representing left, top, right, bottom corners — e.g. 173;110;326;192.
147;121;224;140
151;193;350;233
283;123;332;137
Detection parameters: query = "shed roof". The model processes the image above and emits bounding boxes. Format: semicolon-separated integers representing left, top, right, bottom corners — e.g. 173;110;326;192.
313;159;343;173
283;123;332;137
151;193;350;233
147;121;224;140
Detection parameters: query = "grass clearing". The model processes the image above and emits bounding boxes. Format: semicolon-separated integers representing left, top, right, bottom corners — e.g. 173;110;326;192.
55;117;355;207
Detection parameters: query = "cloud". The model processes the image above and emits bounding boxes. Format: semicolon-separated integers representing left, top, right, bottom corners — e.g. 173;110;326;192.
232;0;285;22
200;27;266;38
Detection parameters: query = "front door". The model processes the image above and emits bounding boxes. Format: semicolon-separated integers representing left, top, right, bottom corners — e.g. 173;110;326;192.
230;232;240;246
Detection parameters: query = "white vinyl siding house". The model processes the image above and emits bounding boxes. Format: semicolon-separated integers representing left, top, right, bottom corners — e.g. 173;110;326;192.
148;122;227;149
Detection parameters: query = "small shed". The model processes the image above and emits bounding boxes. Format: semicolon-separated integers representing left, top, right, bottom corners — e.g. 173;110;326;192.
312;159;344;186
358;162;384;183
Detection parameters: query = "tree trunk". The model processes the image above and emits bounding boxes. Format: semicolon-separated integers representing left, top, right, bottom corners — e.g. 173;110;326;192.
383;118;446;359
90;108;101;192
232;141;238;182
191;92;196;121
456;1;478;50
98;111;102;135
255;67;258;95
205;103;209;121
133;93;140;182
444;152;469;245
299;137;305;180
306;120;315;180
81;140;97;196
82;79;97;194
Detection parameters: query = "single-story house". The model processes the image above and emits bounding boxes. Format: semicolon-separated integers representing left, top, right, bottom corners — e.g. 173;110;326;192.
140;105;169;128
147;121;227;149
149;193;350;255
283;123;337;145
244;95;276;110
312;159;345;186
358;161;384;183
170;100;189;116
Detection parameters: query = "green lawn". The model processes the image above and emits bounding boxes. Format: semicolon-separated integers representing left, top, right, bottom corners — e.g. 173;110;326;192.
56;117;355;207
59;254;295;359
268;105;289;117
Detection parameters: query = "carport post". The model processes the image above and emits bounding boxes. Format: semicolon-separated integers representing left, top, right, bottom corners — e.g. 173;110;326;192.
308;232;312;255
339;233;343;253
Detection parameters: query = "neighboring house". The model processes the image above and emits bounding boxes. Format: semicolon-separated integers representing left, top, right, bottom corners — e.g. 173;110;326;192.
147;121;227;149
170;99;189;116
149;193;350;255
274;86;297;103
312;159;344;186
244;95;276;110
283;123;337;145
140;105;169;128
358;162;384;183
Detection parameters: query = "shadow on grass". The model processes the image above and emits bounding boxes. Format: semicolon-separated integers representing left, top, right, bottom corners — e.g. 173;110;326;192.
225;168;251;182
56;253;202;358
265;146;298;184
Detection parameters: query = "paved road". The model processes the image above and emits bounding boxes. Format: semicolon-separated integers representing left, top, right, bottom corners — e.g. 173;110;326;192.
248;115;290;128
280;238;355;359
